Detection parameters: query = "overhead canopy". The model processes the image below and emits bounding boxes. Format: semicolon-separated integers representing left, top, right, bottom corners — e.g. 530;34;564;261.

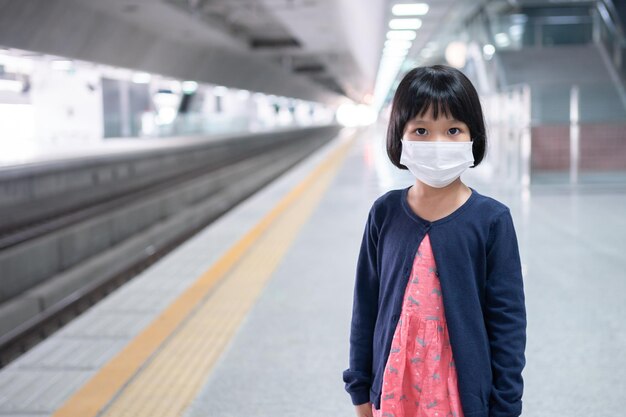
0;0;488;107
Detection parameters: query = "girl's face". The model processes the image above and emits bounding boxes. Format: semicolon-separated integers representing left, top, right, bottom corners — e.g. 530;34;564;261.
402;105;471;143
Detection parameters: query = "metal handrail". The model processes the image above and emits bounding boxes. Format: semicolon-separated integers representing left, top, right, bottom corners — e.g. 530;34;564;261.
600;0;625;43
594;0;626;111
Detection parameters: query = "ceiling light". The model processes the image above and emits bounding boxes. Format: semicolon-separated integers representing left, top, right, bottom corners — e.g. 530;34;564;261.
213;85;228;96
51;60;73;71
182;81;198;93
153;91;179;108
384;39;412;49
392;3;429;16
0;54;34;74
237;89;250;99
384;44;411;53
132;72;151;83
383;48;409;57
510;13;528;24
0;79;24;92
380;60;406;71
386;30;417;41
389;18;422;30
483;44;496;55
509;24;523;39
382;51;407;59
494;32;510;47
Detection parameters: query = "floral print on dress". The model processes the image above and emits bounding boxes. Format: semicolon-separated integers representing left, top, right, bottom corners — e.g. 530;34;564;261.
372;233;465;417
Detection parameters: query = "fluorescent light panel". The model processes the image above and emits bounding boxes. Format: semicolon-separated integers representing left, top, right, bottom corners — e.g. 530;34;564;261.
389;18;422;30
385;39;413;49
132;72;151;83
494;32;510;47
384;44;411;54
0;79;23;92
182;81;198;93
392;3;429;16
213;85;228;96
383;50;410;57
386;30;417;40
51;60;73;71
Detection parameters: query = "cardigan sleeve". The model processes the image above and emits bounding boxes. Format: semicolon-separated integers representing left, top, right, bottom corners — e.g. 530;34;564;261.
342;207;380;406
485;208;527;417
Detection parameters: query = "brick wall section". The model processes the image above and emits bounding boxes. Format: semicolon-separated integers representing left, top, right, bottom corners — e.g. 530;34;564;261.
531;125;570;170
531;123;626;170
579;124;626;170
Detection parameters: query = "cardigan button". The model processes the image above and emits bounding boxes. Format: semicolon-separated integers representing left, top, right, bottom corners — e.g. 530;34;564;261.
392;314;399;322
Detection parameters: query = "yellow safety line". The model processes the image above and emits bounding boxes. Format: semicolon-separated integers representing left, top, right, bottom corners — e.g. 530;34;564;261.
52;129;358;417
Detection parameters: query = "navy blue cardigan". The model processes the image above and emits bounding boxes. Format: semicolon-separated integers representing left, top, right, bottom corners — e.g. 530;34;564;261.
342;185;527;417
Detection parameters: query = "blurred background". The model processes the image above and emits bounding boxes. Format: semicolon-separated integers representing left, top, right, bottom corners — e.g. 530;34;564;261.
0;1;624;417
1;0;624;184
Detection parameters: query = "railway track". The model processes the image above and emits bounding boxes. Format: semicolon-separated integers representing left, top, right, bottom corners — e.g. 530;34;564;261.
0;129;336;368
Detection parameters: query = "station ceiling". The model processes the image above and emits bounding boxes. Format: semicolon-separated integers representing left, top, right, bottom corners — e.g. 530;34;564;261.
0;0;469;105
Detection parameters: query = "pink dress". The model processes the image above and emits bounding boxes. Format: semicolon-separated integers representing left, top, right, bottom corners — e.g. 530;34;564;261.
372;233;465;417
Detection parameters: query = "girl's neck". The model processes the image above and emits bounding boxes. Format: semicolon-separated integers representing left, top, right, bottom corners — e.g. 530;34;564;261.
410;178;469;202
406;179;472;223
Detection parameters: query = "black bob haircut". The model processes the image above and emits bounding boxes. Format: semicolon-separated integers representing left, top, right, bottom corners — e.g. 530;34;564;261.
386;64;486;170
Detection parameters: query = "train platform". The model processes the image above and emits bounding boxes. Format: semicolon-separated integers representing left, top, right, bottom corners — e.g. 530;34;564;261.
0;125;624;417
0;126;322;169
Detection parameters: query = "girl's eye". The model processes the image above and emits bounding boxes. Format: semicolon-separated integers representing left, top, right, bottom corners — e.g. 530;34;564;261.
415;128;427;135
449;127;461;135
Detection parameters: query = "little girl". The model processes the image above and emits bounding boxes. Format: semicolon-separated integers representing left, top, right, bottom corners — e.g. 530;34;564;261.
342;65;527;417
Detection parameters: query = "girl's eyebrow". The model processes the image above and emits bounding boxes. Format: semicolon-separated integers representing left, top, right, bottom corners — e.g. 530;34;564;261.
410;119;463;123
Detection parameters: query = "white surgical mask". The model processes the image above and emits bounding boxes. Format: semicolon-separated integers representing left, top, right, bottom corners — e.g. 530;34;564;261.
400;138;474;188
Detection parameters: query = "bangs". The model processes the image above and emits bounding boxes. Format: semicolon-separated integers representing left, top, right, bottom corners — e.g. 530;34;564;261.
408;76;468;123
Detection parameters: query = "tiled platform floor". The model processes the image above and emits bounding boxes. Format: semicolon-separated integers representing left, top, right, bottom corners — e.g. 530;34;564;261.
1;124;624;417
